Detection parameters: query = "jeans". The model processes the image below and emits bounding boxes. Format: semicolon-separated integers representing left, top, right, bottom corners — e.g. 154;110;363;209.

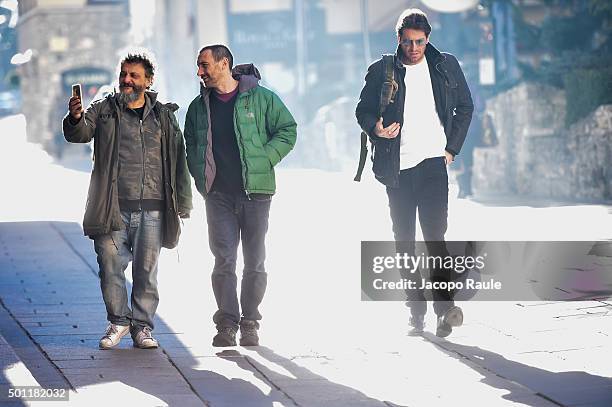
386;157;454;317
93;210;163;333
205;191;271;329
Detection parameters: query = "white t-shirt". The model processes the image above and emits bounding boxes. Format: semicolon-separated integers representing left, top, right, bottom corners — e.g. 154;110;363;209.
400;55;447;170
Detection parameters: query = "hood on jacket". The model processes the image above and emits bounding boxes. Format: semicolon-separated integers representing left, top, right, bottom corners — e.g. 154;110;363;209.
232;63;261;93
199;63;261;97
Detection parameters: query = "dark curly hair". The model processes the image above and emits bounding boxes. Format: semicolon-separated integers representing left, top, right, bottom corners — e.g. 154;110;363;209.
396;8;432;37
120;51;156;78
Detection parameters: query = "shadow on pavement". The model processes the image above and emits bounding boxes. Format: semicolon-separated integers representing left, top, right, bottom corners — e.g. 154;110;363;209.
0;221;406;406
208;346;400;407
423;333;612;407
0;221;202;406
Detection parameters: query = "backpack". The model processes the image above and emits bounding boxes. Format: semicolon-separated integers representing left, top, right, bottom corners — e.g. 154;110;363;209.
354;54;399;182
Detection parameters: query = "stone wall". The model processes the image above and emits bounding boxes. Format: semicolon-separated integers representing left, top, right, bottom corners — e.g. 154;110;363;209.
472;82;612;201
17;4;128;146
473;82;567;195
567;105;612;200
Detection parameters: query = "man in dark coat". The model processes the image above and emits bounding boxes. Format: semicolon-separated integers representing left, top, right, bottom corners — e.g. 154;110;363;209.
63;51;192;349
356;9;473;337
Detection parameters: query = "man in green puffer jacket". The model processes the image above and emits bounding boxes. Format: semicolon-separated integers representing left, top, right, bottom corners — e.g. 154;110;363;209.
184;44;296;347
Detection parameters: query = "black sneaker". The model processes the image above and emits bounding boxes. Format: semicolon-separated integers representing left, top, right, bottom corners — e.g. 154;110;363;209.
212;326;237;347
408;315;425;336
436;306;464;338
239;320;259;346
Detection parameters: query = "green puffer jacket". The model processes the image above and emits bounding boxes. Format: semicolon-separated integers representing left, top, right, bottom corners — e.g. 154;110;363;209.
184;64;297;196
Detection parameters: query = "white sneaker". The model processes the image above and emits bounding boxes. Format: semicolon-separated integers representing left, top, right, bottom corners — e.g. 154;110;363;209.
132;327;158;349
99;323;130;349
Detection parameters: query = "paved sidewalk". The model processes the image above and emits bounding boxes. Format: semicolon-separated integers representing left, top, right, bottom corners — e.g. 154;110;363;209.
0;222;202;406
1;220;611;406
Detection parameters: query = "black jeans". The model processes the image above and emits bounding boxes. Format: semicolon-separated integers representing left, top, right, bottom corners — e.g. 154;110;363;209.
205;191;271;329
386;157;454;317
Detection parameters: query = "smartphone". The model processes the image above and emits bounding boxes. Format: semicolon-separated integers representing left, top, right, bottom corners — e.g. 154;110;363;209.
72;83;82;100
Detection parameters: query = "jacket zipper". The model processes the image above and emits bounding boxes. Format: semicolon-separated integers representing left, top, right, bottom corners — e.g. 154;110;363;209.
202;94;211;195
109;107;121;231
168;116;178;212
139;119;145;209
236;93;251;199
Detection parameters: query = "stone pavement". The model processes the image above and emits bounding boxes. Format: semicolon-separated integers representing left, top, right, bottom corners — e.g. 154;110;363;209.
1;220;611;406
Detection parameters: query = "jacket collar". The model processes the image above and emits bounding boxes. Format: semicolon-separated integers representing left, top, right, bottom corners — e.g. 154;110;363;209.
200;63;262;98
394;42;445;68
145;92;180;115
142;92;155;119
144;90;158;104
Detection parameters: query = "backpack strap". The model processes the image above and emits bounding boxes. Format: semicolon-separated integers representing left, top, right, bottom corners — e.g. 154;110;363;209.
354;130;368;182
354;54;397;182
379;54;398;116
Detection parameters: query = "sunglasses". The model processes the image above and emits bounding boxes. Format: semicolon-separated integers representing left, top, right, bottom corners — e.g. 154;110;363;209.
400;38;427;48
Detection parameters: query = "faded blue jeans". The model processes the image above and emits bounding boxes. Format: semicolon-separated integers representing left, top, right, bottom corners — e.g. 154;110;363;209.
93;210;163;334
205;191;271;330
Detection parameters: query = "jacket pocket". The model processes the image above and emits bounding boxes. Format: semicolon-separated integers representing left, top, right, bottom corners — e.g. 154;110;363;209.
162;208;180;249
372;140;393;178
83;170;113;236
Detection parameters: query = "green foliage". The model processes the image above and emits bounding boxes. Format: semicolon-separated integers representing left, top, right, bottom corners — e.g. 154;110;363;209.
540;12;599;52
509;1;612;124
589;0;612;20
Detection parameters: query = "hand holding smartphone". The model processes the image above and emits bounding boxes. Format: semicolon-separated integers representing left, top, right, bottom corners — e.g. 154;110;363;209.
69;83;83;120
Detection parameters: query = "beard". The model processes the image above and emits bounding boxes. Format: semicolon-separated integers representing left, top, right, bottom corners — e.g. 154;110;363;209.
118;84;145;104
